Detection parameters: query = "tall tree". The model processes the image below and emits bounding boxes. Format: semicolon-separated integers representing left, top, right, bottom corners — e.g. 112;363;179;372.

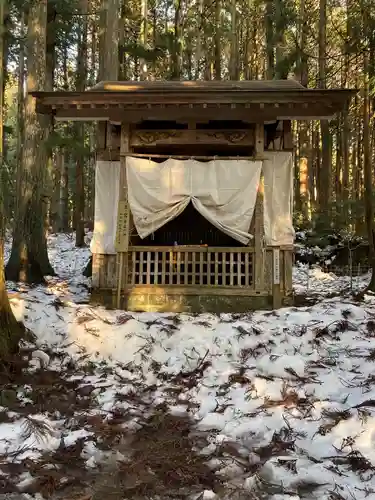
265;0;275;79
213;0;221;80
274;0;288;79
0;192;24;357
0;0;4;167
171;0;183;79
45;1;56;232
318;0;331;212
140;0;148;79
59;150;69;231
295;0;310;221
100;0;120;81
0;0;25;357
5;0;54;283
229;0;237;80
75;0;88;247
15;11;25;211
362;9;375;290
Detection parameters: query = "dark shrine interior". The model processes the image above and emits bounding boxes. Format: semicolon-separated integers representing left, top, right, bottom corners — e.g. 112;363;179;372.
132;202;244;247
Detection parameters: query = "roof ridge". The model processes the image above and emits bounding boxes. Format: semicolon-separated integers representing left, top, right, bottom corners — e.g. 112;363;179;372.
90;80;306;92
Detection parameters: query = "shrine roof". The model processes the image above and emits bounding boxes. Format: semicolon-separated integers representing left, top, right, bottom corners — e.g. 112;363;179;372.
31;79;356;122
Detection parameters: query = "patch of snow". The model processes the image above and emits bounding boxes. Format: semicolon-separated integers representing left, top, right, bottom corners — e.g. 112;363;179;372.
30;350;50;369
1;232;375;498
293;262;370;296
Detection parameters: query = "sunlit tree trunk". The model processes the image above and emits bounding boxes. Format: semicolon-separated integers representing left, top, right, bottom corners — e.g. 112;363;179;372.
140;0;148;79
59;151;69;232
311;123;320;208
318;0;331;213
51;152;60;233
1;0;8;157
265;0;274;79
194;0;203;79
171;0;182;79
244;11;251;80
229;0;237;80
6;0;55;283
214;0;221;80
0;0;4;220
0;210;25;357
335;120;342;215
354;58;363;233
341;0;351;222
89;0;98;85
75;0;88;247
15;11;25;221
44;2;56;231
202;0;212;80
151;4;157;79
274;0;287;79
99;0;120;81
296;0;309;222
362;22;375;290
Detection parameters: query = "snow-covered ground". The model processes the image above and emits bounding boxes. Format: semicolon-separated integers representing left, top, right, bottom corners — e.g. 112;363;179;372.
1;234;375;499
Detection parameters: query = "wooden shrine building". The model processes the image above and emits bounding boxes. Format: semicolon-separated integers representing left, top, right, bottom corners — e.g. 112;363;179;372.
32;80;355;313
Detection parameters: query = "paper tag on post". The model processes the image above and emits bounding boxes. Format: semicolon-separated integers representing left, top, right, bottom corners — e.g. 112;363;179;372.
115;200;130;253
273;248;280;285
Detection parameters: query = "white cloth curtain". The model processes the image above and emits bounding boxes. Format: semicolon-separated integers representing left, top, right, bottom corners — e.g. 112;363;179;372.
90;154;294;255
90;160;120;254
262;151;295;246
126;157;262;245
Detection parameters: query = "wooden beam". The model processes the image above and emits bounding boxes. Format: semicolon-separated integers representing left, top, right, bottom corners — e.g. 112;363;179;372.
97;149;120;161
123;285;267;297
34;88;354;105
119;153;263;160
95;151;265;161
130;129;255;147
47;103;342;123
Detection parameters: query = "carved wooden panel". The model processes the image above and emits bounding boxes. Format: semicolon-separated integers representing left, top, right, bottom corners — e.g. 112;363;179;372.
130;129;255;147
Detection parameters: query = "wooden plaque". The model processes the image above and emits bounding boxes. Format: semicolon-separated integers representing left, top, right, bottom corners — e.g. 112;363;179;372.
115;199;130;252
273;248;280;285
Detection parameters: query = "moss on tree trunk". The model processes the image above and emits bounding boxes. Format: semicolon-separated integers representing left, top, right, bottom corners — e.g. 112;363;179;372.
0;233;25;358
5;198;52;283
5;0;54;284
0;290;25;358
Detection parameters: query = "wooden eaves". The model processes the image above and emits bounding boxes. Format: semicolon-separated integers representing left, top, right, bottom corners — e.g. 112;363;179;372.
30;80;356;123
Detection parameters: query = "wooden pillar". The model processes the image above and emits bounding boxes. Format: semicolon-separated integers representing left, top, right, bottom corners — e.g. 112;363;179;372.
92;254;101;289
281;120;294;307
254;123;265;293
115;123;131;308
93;122;107;294
283;120;293;150
92;122;112;289
97;122;107;155
94;0;120;294
284;249;293;296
